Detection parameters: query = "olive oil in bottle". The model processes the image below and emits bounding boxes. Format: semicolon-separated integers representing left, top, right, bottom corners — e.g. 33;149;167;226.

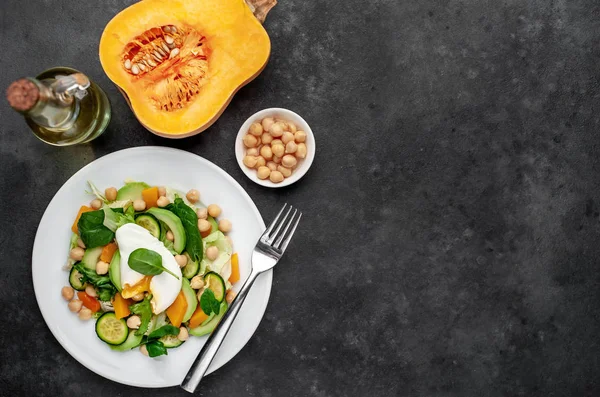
6;67;111;146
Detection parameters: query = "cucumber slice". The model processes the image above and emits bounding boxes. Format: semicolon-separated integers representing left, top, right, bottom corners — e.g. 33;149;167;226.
159;334;184;348
189;302;228;337
110;329;143;351
135;214;160;238
81;246;104;270
95;313;128;345
182;254;199;279
181;279;198;322
109;250;121;291
69;267;85;291
204;272;225;302
207;216;218;233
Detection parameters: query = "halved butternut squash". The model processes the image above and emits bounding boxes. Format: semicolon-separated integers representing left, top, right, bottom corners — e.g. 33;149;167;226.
99;0;276;138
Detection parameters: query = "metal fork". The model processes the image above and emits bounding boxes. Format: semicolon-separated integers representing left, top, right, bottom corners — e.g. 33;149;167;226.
181;203;302;393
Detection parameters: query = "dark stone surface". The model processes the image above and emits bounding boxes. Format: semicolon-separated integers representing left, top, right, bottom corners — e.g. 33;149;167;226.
1;0;600;396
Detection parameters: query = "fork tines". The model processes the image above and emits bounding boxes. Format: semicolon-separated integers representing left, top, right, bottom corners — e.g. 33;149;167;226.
262;203;302;252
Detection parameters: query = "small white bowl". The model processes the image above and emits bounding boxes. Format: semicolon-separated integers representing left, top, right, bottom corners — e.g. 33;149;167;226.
235;108;316;188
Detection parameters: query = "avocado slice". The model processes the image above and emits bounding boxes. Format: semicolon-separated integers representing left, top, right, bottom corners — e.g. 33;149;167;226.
146;207;186;253
116;182;150;201
110;329;143;351
181;278;198;322
81;246;103;270
109;249;121;291
188;302;228;337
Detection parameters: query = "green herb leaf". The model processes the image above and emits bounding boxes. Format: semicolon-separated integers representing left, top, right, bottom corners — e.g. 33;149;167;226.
129;296;153;336
200;289;221;316
145;340;168;357
96;285;117;301
128;248;180;280
77;210;115;248
102;207;135;232
166;198;203;262
73;263;113;287
148;325;180;340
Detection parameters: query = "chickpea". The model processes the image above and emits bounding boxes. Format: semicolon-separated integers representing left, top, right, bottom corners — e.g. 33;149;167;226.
90;199;102;210
277;165;292;178
85;284;97;298
198;219;212;233
249;122;263;136
127;315;142;329
282;131;295;144
96;260;109;275
76;238;86;249
271;143;285;158
186;189;200;203
132;293;145;302
133;199;146;211
272;155;282;164
166;230;174;241
61;286;74;301
255;136;262;146
196;207;208;220
271;139;283;147
295;130;307;143
105;187;117;201
261;132;273;145
287;121;298;133
296;143;307;159
70;247;85;261
157;196;170;207
279;121;290;131
269;170;284;183
247;147;259;156
140;344;149;356
207;204;222;218
256;156;266;168
260;145;273;160
282;154;298;168
261;117;275;131
226;289;237;304
218;219;232;233
266;161;278;171
243;155;258;168
78;308;93;320
68;299;83;313
257;166;271;180
285;141;298;154
190;275;205;289
157;186;167;197
206;246;219;261
243;134;258;148
175;254;188;268
269;123;284;137
178;326;189;342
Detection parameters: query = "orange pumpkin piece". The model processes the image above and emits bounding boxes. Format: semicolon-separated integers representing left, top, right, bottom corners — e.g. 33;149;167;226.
229;253;240;284
121;276;153;299
113;292;132;319
165;290;188;327
142;186;159;208
188;305;210;329
100;242;118;263
71;205;93;233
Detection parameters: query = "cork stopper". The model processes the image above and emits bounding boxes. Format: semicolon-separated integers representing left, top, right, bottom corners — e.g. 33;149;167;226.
6;78;39;111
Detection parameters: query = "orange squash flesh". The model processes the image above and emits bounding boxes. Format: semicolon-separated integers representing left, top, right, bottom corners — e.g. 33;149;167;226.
72;206;93;233
113;293;132;319
100;242;118;263
142;186;159;208
99;0;274;138
229;253;240;284
188;305;210;328
166;290;188;327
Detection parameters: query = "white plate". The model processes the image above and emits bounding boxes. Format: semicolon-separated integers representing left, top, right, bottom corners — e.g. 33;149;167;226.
235;108;316;188
32;147;271;388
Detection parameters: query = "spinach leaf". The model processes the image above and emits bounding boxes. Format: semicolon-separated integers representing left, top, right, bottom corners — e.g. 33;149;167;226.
128;248;179;279
97;285;117;301
129;296;153;336
148;325;180;340
200;289;221;316
166;198;203;262
73;263;113;287
78;210;115;248
145;340;168;357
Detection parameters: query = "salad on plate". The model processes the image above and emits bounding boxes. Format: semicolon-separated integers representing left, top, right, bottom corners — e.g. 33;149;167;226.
61;181;240;358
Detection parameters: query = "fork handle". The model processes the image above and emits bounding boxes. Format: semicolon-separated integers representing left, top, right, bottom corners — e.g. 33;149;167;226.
180;268;261;393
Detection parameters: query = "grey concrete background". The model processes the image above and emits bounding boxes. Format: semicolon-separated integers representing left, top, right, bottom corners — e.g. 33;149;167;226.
1;0;600;396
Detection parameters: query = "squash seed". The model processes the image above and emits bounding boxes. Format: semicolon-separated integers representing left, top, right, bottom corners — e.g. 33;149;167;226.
124;59;132;69
131;64;140;75
169;48;180;59
165;35;174;44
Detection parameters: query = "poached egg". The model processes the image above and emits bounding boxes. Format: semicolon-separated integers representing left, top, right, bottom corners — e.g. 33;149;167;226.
115;223;182;314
